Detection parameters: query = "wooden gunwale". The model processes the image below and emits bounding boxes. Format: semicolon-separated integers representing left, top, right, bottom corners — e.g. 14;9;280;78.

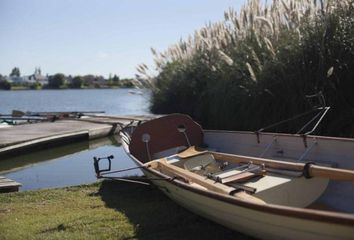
204;129;354;144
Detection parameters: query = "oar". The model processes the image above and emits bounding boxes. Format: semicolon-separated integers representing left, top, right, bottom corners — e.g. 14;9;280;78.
155;159;265;204
211;151;354;181
309;165;354;181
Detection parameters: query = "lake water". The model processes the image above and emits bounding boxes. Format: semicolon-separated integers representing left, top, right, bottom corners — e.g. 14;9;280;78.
0;88;151;115
0;89;151;191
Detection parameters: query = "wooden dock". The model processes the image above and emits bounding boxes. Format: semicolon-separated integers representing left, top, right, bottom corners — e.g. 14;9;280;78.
0;176;21;193
0;115;156;158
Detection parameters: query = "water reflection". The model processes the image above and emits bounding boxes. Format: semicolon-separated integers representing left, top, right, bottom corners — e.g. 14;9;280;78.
0;136;142;191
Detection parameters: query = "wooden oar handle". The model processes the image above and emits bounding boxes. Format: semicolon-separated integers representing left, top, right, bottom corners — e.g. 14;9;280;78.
211;151;354;182
309;165;354;181
211;152;304;171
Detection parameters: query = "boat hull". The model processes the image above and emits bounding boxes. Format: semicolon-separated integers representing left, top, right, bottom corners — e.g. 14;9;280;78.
120;118;354;240
143;169;354;240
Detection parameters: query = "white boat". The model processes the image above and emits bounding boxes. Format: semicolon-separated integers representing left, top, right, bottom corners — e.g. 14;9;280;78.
128;90;143;95
115;114;354;240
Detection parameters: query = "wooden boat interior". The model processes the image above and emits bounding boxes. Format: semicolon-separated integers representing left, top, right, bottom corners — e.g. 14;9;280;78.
127;114;354;215
146;149;332;208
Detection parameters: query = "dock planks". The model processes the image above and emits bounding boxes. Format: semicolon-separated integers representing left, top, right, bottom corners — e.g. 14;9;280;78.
0;176;21;193
0;115;156;158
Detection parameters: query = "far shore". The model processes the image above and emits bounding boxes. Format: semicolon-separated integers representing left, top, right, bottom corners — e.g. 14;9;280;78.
4;86;136;91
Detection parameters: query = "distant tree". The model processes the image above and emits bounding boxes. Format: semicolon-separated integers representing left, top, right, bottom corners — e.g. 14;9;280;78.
0;80;11;90
29;82;41;90
48;73;65;89
82;74;95;87
112;74;120;82
70;76;83;89
120;79;134;88
10;67;20;77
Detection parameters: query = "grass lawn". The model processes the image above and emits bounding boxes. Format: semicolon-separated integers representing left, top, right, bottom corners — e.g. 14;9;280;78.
9;86;32;90
0;180;252;240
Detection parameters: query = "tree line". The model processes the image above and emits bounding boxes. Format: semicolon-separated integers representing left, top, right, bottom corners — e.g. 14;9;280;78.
0;69;135;90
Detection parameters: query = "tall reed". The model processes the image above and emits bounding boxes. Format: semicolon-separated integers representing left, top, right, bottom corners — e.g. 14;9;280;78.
137;0;354;137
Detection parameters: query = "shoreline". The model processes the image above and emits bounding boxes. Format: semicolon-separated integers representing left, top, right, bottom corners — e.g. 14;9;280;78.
0;86;137;91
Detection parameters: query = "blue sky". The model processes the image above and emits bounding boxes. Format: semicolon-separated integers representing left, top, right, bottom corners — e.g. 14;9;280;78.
0;0;244;78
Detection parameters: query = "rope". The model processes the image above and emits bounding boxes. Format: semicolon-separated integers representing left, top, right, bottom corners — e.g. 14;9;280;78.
304;107;330;135
258;91;330;135
257;106;330;135
296;109;325;134
99;165;146;176
257;108;320;133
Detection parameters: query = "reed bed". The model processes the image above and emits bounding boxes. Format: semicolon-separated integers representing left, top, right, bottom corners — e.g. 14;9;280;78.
137;0;354;137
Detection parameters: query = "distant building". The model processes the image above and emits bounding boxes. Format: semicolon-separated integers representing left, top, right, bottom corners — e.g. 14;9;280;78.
5;75;25;84
20;67;49;85
3;67;48;85
24;75;36;84
32;67;48;85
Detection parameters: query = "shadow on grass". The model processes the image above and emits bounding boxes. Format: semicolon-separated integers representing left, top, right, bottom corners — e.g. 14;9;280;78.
97;180;253;240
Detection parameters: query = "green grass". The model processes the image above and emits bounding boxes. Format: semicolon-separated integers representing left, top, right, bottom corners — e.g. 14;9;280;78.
8;86;31;90
0;180;251;240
